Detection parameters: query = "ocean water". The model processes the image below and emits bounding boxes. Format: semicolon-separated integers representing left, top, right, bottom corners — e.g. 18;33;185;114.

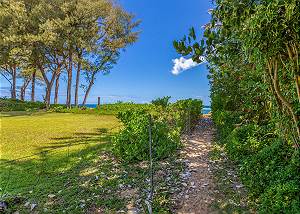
83;104;211;114
202;106;211;114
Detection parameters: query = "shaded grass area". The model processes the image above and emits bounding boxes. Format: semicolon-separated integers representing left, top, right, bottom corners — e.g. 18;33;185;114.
1;143;131;213
0;111;184;213
0;112;127;212
0;131;183;213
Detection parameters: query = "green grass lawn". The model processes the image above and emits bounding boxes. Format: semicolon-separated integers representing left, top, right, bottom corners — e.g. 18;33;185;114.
0;111;183;213
0;112;119;161
0;112;132;213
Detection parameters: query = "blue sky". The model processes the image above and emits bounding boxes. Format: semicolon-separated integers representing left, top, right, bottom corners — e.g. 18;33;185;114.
0;0;213;105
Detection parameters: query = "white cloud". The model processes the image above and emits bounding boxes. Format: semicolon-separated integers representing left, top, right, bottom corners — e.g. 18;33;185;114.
171;57;199;75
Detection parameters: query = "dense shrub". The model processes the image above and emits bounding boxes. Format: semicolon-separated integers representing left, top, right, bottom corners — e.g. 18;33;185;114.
113;98;202;162
173;0;300;210
0;98;45;111
171;99;203;131
240;139;300;213
48;103;153;115
213;106;300;213
151;96;171;108
113;110;181;162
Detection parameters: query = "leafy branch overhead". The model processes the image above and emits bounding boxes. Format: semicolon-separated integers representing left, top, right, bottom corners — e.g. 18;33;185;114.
173;27;205;63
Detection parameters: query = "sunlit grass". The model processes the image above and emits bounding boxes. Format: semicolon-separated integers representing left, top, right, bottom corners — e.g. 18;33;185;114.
0;112;130;213
0;112;119;161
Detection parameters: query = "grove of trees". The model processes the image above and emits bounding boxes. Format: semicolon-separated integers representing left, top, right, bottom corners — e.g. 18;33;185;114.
174;0;299;212
0;0;139;107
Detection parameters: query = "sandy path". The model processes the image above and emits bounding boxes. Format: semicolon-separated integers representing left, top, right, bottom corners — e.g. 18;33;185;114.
176;117;216;214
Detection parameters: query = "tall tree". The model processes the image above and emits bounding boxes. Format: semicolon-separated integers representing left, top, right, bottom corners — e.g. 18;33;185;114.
0;0;28;99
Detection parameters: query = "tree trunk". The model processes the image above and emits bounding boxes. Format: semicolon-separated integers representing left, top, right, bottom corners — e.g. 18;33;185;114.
66;50;73;108
11;65;17;99
31;71;36;102
74;57;81;107
37;63;58;109
45;84;51;109
54;72;60;104
82;71;96;106
267;58;300;147
20;79;30;101
20;88;25;101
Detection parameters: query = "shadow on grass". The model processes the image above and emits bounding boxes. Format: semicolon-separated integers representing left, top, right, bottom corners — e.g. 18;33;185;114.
36;128;111;151
0;129;130;213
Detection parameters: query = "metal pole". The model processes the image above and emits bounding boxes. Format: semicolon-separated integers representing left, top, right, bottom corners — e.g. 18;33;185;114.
188;107;191;135
147;114;153;214
97;97;100;109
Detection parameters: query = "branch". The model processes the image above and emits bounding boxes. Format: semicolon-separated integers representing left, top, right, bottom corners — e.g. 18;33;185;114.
0;72;12;85
268;58;300;142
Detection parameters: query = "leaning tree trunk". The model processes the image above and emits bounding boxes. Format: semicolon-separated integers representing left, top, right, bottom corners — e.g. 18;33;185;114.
20;88;25;101
11;65;17;99
20;79;30;101
66;50;73;108
82;71;96;106
267;57;300;147
45;84;52;108
54;72;60;104
31;71;36;102
37;63;58;109
74;58;81;107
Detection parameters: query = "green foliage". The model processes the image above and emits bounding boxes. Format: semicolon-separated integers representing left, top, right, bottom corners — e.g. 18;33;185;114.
151;96;171;108
113;98;202;163
113;110;181;163
174;0;300;212
0;0;139;105
0;98;45;111
241;140;300;213
212;107;300;213
48;103;153;115
171;98;203;128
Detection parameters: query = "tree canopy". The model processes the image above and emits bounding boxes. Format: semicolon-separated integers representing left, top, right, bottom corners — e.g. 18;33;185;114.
0;0;139;106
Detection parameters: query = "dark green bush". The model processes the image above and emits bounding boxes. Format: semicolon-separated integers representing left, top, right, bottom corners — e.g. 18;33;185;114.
240;140;300;213
0;98;45;111
113;98;203;163
171;98;203;130
214;105;300;213
151;96;171;108
113;110;181;162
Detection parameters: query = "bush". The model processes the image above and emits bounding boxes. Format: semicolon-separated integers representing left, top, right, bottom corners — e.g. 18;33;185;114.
113;98;203;163
171;99;203;130
214;106;300;213
113;110;181;162
0;98;45;111
151;96;171;108
47;105;66;112
240;140;300;213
